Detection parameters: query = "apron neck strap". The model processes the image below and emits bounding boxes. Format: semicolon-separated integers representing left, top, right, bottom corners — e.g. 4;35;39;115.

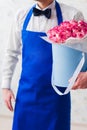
55;1;63;25
23;1;63;30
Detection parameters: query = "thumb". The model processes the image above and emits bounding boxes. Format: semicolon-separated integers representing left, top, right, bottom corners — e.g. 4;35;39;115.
11;92;15;102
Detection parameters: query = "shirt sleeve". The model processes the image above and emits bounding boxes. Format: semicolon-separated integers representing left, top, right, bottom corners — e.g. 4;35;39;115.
73;11;84;21
1;15;22;89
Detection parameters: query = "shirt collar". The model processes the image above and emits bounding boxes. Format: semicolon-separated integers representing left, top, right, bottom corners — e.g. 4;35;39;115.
36;0;55;11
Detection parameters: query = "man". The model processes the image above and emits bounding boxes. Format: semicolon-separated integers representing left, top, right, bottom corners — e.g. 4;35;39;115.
1;0;87;130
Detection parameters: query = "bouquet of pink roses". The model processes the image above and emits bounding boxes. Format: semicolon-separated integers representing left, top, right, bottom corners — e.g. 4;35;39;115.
47;20;87;43
42;20;87;95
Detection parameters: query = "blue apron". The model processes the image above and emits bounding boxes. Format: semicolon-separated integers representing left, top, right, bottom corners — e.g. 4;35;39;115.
12;1;71;130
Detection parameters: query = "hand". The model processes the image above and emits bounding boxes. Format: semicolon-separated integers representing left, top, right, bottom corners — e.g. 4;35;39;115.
2;88;15;111
72;72;87;90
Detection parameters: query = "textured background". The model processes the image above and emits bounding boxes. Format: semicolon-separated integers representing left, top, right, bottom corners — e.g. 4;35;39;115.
0;0;87;124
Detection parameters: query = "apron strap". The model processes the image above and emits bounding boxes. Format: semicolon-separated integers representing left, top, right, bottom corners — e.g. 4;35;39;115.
22;1;63;30
55;1;63;25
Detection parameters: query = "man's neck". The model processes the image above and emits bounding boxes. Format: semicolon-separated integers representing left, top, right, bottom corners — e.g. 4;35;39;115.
37;0;54;9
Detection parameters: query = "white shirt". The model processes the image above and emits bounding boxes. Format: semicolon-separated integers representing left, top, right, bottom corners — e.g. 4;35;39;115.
1;0;84;89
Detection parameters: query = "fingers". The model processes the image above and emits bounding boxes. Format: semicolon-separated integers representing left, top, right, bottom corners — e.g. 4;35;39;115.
5;96;13;111
2;89;15;111
72;84;81;90
5;94;15;111
72;72;87;90
72;76;84;90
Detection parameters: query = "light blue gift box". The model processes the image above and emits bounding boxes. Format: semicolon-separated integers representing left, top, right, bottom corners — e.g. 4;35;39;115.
51;43;87;95
41;37;87;95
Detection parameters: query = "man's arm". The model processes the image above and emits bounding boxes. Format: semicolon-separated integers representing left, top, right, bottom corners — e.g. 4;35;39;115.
1;16;22;111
